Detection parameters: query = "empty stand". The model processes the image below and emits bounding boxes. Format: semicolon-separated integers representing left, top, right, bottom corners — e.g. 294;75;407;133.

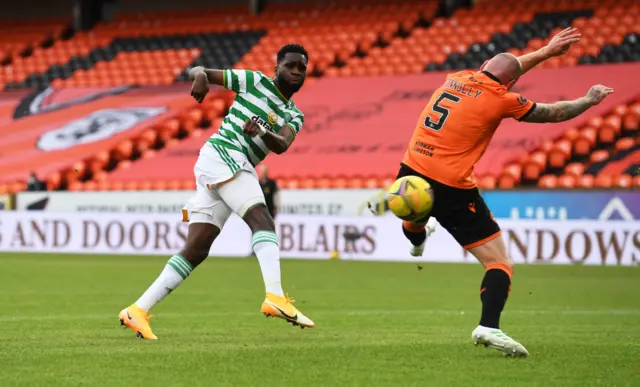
504;95;640;189
330;0;638;77
0;18;72;88
0;84;209;190
7;30;263;90
0;18;70;62
238;0;439;77
2;1;640;192
54;49;201;87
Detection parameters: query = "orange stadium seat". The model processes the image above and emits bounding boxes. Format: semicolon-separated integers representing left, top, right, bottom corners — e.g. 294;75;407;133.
613;174;633;188
615;137;635;152
595;174;613;188
538;175;557;188
564;162;585;177
2;1;640;193
557;175;576;189
478;176;497;190
589;149;610;164
578;174;595;188
498;174;517;189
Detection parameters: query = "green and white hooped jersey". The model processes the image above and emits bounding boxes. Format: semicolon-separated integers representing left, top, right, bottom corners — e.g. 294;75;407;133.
207;69;304;166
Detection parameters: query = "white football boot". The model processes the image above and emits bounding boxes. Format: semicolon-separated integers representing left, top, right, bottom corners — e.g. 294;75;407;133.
367;190;389;216
472;325;529;358
409;217;438;257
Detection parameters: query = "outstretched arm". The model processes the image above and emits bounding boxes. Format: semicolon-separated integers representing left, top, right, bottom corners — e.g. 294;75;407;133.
522;85;614;123
518;27;582;75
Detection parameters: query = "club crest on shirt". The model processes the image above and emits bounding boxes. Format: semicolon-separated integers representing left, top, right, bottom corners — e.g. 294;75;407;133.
517;95;528;105
268;111;279;125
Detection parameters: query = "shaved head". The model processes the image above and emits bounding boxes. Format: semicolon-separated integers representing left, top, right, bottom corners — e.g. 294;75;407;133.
481;53;523;88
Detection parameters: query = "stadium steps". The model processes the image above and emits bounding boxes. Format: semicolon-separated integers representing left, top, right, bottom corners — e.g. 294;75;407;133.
579;33;640;65
511;2;640;69
62;93;232;192
0;4;260;90
5;31;264;90
431;10;593;72
328;0;640;77
496;96;640;189
327;6;594;77
0;19;74;89
234;0;439;77
1;1;437;89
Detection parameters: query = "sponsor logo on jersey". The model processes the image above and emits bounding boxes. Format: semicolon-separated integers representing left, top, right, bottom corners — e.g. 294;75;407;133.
251;115;274;132
517;95;528;105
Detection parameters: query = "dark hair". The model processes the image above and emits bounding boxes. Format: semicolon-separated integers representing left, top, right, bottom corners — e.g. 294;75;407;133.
277;44;308;63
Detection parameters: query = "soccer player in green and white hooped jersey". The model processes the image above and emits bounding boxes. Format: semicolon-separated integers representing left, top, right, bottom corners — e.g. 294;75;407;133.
118;44;314;340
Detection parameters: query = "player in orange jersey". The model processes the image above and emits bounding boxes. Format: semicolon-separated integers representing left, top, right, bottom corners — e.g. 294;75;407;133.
375;28;613;357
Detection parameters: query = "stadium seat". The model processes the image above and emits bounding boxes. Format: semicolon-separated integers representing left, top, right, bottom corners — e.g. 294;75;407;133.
478;176;497;190
548;149;568;169
68;182;83;192
573;137;592;159
595;174;613;188
498;174;517;189
110;181;125;191
622;114;639;135
84;181;98;191
558;175;576;188
96;181;110;191
589;149;610;163
502;163;522;181
615;137;635;151
613;174;632;188
564;162;585;176
3;1;640;193
538;175;558;188
598;126;616;147
578;174;595;188
522;162;543;182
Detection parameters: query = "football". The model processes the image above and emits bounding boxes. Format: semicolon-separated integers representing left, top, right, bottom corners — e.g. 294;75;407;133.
387;176;434;222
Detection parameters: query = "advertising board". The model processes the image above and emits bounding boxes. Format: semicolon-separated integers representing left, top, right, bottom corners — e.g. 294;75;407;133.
16;190;640;220
15;190;380;216
1;211;637;265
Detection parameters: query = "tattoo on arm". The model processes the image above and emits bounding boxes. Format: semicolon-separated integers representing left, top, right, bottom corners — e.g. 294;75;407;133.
522;97;593;123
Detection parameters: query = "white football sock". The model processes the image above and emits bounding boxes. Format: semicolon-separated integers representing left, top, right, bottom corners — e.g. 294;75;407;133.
252;231;284;297
135;254;193;311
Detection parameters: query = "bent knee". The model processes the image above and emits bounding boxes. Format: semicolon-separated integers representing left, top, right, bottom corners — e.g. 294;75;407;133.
243;204;275;232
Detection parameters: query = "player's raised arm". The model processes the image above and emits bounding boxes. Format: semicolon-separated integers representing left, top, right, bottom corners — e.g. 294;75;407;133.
521;85;614;123
517;27;582;75
188;66;225;103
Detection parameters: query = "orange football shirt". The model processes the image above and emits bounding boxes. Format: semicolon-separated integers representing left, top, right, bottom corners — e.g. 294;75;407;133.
402;70;535;189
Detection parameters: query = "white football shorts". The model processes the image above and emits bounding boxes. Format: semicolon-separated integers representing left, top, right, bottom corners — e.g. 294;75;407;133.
182;143;266;228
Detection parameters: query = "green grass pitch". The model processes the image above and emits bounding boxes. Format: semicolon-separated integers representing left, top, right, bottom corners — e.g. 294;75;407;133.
0;253;638;386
